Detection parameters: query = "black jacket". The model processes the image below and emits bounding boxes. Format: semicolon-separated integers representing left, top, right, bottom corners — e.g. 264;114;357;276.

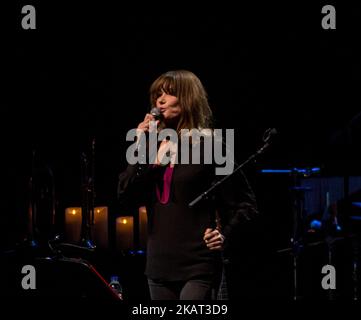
117;157;259;281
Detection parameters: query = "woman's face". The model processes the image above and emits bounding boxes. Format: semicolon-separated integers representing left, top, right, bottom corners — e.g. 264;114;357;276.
156;90;181;124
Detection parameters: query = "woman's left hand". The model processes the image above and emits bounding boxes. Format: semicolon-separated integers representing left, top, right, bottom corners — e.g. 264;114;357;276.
203;228;225;251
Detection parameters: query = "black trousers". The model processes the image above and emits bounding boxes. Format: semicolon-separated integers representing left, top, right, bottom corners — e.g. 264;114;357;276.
147;276;216;300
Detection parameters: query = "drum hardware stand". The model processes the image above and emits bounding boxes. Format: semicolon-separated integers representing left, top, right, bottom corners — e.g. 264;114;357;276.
275;168;314;300
289;177;311;301
351;233;360;300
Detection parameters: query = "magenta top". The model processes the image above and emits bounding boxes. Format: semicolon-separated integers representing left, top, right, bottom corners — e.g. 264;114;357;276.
155;166;174;204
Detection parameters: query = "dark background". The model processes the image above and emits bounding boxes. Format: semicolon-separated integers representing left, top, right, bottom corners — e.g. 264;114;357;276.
1;2;361;299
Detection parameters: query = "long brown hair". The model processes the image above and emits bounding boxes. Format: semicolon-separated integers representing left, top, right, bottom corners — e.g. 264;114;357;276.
150;70;213;133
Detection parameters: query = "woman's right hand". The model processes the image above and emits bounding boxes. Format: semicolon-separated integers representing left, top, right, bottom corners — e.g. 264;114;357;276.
137;113;159;133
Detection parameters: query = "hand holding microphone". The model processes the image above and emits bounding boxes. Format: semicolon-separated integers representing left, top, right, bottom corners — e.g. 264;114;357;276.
150;107;162;120
137;107;162;133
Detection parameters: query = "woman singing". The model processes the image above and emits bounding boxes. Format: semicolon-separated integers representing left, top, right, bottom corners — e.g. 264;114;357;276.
117;70;258;300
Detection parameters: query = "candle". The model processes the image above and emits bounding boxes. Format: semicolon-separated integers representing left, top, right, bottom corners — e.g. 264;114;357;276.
65;206;108;248
116;216;134;251
65;207;82;243
139;206;148;248
93;206;108;249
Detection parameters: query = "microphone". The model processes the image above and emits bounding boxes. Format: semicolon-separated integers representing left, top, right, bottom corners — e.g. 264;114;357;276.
150;107;162;120
257;128;278;155
263;128;277;144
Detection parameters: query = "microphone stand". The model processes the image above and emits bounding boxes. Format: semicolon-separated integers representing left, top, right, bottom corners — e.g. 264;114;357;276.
80;137;96;249
189;128;275;208
188;128;275;302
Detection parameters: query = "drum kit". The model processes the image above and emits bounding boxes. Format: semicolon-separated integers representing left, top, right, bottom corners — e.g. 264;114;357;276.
268;111;361;300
